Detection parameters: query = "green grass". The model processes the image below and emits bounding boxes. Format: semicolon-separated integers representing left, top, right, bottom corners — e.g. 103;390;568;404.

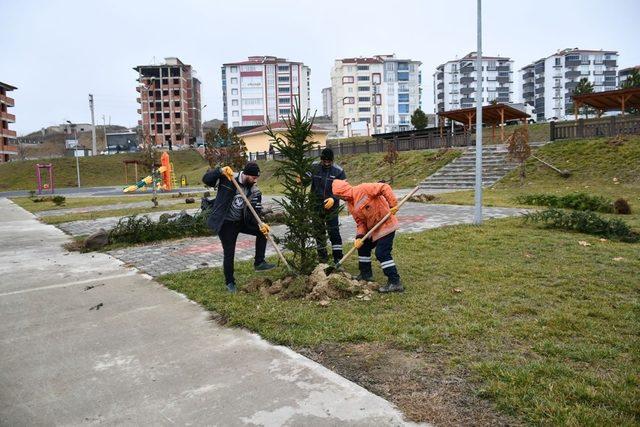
255;148;463;194
431;136;640;211
10;193;198;213
160;218;640;425
0;150;209;191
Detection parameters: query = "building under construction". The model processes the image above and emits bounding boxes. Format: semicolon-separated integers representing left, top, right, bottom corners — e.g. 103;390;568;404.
134;57;202;149
0;81;17;163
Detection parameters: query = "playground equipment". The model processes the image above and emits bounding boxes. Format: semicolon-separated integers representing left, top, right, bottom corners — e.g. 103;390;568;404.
123;165;168;193
35;164;54;194
122;151;180;193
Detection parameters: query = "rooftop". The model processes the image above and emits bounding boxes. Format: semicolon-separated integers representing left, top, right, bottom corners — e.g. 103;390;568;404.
238;121;329;137
0;81;18;91
223;56;302;66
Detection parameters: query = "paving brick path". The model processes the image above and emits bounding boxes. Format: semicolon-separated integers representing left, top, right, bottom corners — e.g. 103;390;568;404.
107;203;527;277
36;198;188;218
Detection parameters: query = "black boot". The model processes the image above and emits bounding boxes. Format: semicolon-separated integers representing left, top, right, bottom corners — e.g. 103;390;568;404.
353;272;373;281
255;261;276;271
226;282;237;293
378;280;404;293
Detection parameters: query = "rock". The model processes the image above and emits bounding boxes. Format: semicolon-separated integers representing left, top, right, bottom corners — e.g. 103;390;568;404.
318;300;330;307
84;229;109;250
158;213;176;223
185;197;195;204
267;282;283;295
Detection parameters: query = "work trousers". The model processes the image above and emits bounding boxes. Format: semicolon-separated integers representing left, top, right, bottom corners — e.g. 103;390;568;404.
218;219;266;284
357;231;400;283
313;210;343;263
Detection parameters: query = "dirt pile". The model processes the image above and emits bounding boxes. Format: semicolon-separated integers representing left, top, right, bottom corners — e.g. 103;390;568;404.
241;264;378;304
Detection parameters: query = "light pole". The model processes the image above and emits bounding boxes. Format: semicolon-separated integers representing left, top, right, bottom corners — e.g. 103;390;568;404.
66;120;81;187
473;0;483;224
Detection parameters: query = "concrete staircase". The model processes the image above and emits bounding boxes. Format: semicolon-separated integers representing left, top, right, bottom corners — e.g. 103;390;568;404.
419;142;547;190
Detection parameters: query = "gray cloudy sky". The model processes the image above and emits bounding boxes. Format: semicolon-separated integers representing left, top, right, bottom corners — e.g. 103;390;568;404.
2;0;639;134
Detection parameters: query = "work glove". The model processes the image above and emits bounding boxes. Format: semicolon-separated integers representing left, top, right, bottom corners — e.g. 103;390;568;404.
323;198;334;210
354;238;364;249
390;206;399;215
221;166;234;180
259;223;271;236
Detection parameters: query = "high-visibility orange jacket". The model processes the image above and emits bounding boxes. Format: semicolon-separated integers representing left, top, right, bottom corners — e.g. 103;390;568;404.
332;180;398;242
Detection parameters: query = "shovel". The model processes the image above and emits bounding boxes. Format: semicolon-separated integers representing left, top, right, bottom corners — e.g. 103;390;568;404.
325;185;421;275
227;168;293;272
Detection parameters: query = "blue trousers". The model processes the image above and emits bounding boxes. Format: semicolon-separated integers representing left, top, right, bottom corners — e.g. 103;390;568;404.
313;210;343;263
357;231;400;283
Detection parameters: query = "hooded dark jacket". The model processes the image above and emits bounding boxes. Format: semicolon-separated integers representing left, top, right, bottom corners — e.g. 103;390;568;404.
309;161;346;210
202;167;263;234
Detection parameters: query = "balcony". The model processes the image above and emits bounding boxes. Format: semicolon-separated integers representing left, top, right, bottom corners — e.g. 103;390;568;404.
460;87;475;95
0;112;16;123
136;97;141;103
535;87;545;95
496;65;510;72
523;82;534;90
437;82;444;90
534;76;545;84
460;76;475;84
0;95;15;106
0;144;17;153
523;91;534;99
497;76;512;84
565;81;578;90
565;70;580;79
603;60;616;67
565;59;581;67
522;71;534;80
0;128;17;138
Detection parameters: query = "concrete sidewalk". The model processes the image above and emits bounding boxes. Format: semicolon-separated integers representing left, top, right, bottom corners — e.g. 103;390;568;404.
0;198;418;426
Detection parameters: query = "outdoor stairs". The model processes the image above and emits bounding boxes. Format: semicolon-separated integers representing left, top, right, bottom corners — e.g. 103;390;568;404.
419;142;547;190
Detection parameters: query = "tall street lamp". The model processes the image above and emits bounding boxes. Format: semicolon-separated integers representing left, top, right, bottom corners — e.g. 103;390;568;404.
66;120;81;187
473;0;483;224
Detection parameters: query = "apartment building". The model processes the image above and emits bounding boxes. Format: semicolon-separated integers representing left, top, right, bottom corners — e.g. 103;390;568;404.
521;48;618;121
0;81;17;163
331;54;421;136
322;87;332;119
433;52;514;114
619;65;640;87
221;56;311;128
134;57;202;149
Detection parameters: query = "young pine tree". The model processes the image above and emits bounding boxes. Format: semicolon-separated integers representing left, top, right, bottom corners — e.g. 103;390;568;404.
265;101;323;275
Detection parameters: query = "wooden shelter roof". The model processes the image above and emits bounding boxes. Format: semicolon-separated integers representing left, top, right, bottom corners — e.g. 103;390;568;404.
573;87;640;112
437;103;529;126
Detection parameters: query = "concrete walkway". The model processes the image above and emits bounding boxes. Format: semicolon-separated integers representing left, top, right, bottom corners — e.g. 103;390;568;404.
0;198;419;426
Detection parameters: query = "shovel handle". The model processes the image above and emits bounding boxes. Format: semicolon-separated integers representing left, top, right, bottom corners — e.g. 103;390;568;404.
228;170;292;271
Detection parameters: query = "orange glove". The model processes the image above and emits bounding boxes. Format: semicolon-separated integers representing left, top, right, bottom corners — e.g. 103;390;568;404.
354;238;364;249
259;223;271;236
390;206;399;215
221;166;234;180
323;198;334;210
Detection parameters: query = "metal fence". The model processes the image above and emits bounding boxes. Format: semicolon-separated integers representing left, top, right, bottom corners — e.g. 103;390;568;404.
550;115;640;140
247;131;472;161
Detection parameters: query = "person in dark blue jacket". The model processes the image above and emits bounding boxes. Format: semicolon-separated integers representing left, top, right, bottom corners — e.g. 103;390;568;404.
310;147;346;264
202;162;274;293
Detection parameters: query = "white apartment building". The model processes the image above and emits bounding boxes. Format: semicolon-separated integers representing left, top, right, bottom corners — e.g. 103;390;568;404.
221;56;310;128
618;65;639;87
321;87;332;119
433;52;514;113
521;48;618;121
330;55;421;136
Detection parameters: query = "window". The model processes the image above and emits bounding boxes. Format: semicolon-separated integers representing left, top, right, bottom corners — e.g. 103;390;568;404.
232;121;239;127
372;73;381;84
358;96;370;102
375;94;382;105
388;115;395;124
397;62;409;71
398;104;409;114
555;58;561;66
231;88;238;95
232;111;239;117
343;97;355;104
595;75;604;84
230;77;238;84
358;107;370;112
357;65;369;71
279;108;290;115
342;76;354;84
347;87;353;93
277;65;289;72
397;72;409;81
230;66;238;73
348;108;354;113
278;97;290;104
375;115;382;126
278;76;290;82
242;98;262;105
487;60;496;70
231;99;238;106
398;93;409;103
174;112;181;118
358;86;370;92
278;87;290;93
357;75;370;81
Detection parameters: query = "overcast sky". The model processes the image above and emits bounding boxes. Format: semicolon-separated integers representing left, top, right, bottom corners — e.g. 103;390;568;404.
3;0;639;134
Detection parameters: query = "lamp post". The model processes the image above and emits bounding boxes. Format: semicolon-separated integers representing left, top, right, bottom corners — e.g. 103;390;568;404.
473;0;483;224
66;120;81;187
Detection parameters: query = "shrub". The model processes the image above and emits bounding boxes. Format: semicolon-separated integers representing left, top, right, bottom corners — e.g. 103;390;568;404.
109;210;210;245
523;208;638;242
52;195;66;206
516;192;614;213
613;198;632;215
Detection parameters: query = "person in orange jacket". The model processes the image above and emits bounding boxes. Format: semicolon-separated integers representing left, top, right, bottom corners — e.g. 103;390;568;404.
332;179;403;293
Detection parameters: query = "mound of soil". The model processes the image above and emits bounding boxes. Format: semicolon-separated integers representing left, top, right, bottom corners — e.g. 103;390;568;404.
241;264;379;304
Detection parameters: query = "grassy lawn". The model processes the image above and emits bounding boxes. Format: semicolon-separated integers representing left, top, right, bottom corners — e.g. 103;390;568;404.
10;193;200;213
159;217;639;425
429;136;640;212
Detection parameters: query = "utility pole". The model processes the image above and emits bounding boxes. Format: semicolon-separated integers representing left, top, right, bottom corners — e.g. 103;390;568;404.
102;115;107;152
89;94;97;155
473;0;484;224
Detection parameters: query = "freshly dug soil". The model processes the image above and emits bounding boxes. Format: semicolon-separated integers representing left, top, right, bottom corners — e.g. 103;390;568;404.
241;264;379;304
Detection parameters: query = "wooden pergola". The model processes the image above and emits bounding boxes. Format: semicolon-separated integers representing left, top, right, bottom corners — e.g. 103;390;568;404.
437;103;530;143
573;87;640;119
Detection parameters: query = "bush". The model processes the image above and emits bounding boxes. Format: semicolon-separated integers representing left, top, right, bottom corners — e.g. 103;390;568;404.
516;192;614;213
109;210;210;245
52;195;66;206
523;208;638;242
613;198;632;215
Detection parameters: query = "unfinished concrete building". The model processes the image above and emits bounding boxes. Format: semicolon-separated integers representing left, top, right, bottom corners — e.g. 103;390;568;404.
0;81;17;162
134;57;202;149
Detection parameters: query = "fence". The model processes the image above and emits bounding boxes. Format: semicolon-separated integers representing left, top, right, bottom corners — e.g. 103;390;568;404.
247;131;472;161
550;115;640;141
